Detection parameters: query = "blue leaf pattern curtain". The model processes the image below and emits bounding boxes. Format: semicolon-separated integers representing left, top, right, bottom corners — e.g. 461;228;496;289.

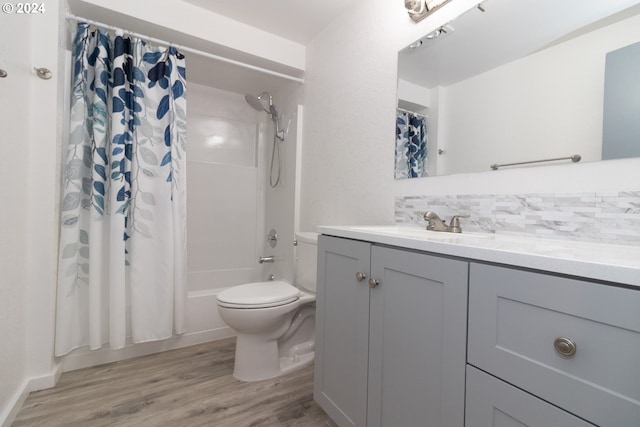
55;23;187;356
395;110;428;179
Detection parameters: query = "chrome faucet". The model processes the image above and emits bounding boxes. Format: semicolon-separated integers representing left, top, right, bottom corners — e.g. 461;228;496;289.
259;256;275;264
423;211;469;233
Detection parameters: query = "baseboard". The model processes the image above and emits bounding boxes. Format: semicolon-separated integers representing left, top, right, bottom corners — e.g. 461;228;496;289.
1;379;30;427
29;362;63;392
60;327;235;372
1;361;64;427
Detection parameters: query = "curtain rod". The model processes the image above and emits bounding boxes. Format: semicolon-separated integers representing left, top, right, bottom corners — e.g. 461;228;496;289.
397;107;427;119
65;13;305;85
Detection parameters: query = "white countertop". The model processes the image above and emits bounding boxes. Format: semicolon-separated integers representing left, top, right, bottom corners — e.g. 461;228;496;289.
317;225;640;287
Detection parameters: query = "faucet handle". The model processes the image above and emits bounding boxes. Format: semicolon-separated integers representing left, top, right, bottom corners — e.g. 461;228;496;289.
449;215;470;233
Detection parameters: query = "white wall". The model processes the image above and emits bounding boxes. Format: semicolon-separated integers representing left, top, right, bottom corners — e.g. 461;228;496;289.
0;1;62;425
300;0;640;232
25;0;64;391
0;11;31;426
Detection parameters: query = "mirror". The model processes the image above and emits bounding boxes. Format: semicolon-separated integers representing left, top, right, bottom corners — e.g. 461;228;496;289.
396;0;640;178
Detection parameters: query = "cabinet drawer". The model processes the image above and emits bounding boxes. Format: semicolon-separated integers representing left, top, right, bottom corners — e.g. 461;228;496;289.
468;263;640;427
466;365;594;426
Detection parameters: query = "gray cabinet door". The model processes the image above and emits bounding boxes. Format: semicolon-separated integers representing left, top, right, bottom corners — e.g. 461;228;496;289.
315;236;371;427
367;246;468;427
466;366;594;427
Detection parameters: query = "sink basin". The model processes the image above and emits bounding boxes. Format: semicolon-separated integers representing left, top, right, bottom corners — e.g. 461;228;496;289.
349;226;491;240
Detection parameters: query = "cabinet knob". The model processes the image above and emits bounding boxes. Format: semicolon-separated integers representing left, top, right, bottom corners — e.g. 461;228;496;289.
368;278;380;288
356;272;367;282
553;337;577;358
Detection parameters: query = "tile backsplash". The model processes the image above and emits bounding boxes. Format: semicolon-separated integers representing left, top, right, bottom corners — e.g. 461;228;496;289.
395;191;640;245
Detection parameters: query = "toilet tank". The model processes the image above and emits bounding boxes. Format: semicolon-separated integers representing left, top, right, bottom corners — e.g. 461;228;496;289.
295;232;318;293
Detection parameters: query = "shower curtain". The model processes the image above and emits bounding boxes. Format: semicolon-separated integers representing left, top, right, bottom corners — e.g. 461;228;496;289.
55;23;188;356
395;110;427;179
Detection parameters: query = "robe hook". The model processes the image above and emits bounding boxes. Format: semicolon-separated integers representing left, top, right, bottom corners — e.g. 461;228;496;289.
34;67;52;80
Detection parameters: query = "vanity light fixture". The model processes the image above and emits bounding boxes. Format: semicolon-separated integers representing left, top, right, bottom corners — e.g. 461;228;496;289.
426;26;446;39
425;24;455;40
406;24;452;50
404;0;452;22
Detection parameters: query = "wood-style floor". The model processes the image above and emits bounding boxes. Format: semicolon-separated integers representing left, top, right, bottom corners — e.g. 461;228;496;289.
13;338;330;427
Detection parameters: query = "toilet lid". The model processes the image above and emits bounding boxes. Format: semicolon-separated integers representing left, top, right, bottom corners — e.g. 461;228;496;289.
217;281;300;308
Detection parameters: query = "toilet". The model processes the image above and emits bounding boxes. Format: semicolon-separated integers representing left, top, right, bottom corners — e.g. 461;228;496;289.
216;232;318;382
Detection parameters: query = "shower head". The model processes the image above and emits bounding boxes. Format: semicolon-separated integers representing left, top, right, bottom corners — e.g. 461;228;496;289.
245;91;279;123
245;93;268;113
245;91;286;187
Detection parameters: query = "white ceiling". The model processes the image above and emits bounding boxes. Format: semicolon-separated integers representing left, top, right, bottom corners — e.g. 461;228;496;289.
183;0;361;45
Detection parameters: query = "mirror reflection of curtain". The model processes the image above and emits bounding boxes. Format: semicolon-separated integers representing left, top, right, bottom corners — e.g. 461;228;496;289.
395;109;428;179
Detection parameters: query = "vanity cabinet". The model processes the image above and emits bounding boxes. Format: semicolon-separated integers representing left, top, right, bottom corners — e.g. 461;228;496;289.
315;231;640;427
467;263;640;427
465;365;594;426
314;235;468;427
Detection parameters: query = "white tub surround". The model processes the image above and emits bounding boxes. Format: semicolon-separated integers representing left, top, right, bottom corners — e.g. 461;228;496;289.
317;225;640;287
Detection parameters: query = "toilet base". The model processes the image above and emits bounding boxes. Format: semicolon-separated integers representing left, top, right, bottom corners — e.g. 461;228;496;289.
233;335;315;382
279;350;314;376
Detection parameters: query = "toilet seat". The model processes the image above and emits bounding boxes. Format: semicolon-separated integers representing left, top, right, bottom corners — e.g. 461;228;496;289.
217;281;300;309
